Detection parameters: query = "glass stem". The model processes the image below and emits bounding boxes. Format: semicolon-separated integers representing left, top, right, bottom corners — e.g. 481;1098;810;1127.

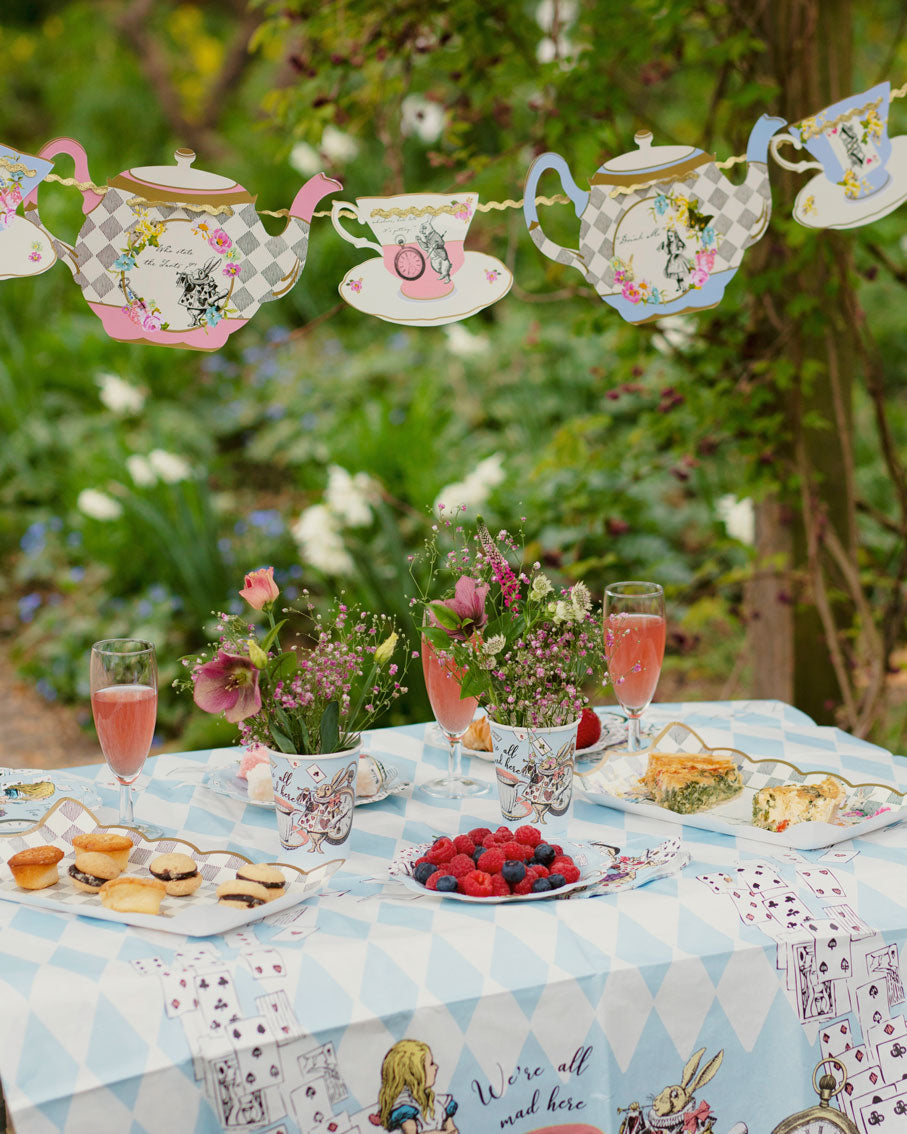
448;734;462;785
119;782;135;826
627;714;641;752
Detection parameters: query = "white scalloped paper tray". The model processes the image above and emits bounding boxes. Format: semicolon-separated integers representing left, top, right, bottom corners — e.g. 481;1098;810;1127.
0;797;341;936
576;722;907;850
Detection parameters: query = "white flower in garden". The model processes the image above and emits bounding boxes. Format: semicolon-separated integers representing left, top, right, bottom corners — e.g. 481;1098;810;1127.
126;454;156;487
400;95;445;144
77;488;123;521
289;142;321;177
435;453;506;514
291;504;354;576
550;599;574;623
570;580;592;618
530;573;554;599
536;35;574;63
717;495;756;546
536;0;578;31
444;323;489;357
148;449;193;484
652;314;697;354
320;126;359;164
483;634;506;655
97;373;145;415
325;465;376;527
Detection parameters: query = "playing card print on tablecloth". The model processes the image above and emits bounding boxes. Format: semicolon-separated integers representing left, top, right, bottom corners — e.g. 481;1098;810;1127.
229;1014;284;1091
696;871;736;895
797;866;847;899
762;888;812;931
298;1040;348;1105
792;939;840;1022
820;846;859;864
160;969;199;1019
859;1086;907;1129
876;1033;907;1084
811;919;854;980
728;887;773;925
867;1015;907;1062
820;1018;854;1059
856;978;893;1035
255;990;301;1044
825;902;877;941
868;942;906;1005
241;947;286;984
842;1064;886;1123
196;968;242;1033
854;1082;899;1128
734;861;786;893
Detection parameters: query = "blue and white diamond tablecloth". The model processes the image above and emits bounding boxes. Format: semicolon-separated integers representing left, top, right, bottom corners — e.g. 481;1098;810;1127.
2;700;907;1134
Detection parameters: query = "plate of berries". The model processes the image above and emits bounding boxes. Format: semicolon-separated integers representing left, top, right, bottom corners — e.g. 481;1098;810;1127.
389;824;611;902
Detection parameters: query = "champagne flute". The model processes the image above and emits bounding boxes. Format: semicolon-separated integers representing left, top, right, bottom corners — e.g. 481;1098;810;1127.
90;639;162;837
603;582;666;751
421;634;489;798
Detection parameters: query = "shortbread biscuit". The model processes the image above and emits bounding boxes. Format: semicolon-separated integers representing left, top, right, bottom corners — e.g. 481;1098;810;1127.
99;875;167;915
69;851;122;892
234;863;286;901
216;879;271;909
72;832;133;871
149;852;202;896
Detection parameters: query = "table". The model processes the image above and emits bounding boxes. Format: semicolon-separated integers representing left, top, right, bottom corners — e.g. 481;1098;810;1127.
2;700;907;1134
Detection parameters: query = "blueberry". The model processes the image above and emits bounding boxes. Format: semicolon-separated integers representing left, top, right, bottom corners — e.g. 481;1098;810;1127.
547;872;566;890
414;862;438;885
531;877;552;892
501;860;526;885
435;875;459;892
473;847;486;864
533;843;556;866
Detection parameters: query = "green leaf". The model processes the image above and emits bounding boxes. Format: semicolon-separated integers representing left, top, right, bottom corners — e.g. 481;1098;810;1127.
319;700;340;754
269;651;298;682
269;727;296;754
427;602;460;630
458;668;488;699
261;619;288;653
421;626;453;650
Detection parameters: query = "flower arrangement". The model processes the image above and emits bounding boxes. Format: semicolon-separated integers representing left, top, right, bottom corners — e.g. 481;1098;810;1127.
177;567;408;754
414;516;605;728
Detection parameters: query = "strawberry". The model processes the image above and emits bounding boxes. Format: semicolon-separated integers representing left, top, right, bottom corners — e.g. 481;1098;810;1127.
576;706;602;749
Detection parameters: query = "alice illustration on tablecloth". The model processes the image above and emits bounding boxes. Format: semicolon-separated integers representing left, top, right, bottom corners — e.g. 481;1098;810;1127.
375;1040;459;1133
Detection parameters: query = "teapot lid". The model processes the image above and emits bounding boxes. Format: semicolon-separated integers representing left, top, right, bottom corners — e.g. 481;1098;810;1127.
111;149;254;206
592;131;713;187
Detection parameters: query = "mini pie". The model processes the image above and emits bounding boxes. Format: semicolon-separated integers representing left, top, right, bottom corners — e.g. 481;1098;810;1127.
8;845;64;890
149;852;202;896
463;717;492;752
752;775;846;832
99;875;167;915
69;850;123;893
216;879;271;909
234;863;286;901
72;832;133;872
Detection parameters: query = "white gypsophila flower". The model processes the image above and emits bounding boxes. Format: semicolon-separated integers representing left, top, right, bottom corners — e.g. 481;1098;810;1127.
483;634;506;655
320;126;359;163
126;454;156;487
97;373;145;415
444;323;488;358
570;580;592;618
77;488;123;521
148;449;193;484
435;452;506;515
716;494;756;546
289;142;321;177
400;95;446;144
324;465;375;528
536;0;578;31
530;573;554;599
291;504;355;576
652;314;697;355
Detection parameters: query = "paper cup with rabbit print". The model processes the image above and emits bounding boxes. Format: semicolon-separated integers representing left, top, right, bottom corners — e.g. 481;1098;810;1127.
331;192;478;300
270;747;358;860
489;718;580;830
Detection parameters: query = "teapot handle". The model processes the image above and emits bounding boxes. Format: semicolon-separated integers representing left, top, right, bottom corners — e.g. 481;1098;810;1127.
523;153;588;273
331;200;382;255
22;137;104;215
769;133;823;174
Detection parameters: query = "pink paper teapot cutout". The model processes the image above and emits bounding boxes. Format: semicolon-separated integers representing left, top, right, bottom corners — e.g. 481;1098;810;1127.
23;138;342;350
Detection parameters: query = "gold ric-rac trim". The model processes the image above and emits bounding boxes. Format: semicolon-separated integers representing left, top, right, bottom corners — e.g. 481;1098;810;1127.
0;155;37;178
0;796;340;879
591;152;712;189
125;194;235;218
798;96;884;141
368;202;472;220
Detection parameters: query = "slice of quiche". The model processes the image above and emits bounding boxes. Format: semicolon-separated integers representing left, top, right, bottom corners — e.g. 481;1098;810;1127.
752;776;845;832
639;752;744;814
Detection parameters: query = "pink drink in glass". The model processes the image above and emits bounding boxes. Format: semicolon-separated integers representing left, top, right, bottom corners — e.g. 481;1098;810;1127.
604;612;666;713
91;684;157;781
421;642;477;736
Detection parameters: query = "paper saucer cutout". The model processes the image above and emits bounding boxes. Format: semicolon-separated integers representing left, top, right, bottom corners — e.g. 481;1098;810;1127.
793;134;907;229
338;250;513;326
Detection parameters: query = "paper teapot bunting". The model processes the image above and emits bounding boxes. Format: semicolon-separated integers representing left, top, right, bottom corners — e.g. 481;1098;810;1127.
770;81;907;230
0;143;57;281
523;114;786;324
18;137;342;351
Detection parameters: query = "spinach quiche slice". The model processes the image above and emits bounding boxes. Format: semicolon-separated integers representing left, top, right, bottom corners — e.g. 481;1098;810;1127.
751;776;845;832
639;752;744;814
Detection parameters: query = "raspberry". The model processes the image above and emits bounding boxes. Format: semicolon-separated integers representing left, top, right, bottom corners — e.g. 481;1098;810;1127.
556;862;581;884
503;841;532;862
576;706;602;749
530;864;549;878
413;861;439;885
513;875;536;895
427;838;456;865
495;825;513;840
446;854;476;878
551;855;576;874
468;827;492;845
461;870;494;898
476;848;506;875
515;825;542;847
413;856;433;869
453;834;476;856
436;875;459;892
425;871;441;890
501;860;526;886
490;873;511;897
482;834;500;849
550;844;563;857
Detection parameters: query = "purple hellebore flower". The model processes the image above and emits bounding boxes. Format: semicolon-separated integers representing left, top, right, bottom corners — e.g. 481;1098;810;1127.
193;649;262;723
437;575;489;641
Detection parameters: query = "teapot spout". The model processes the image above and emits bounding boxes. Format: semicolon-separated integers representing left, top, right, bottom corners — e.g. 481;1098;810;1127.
288;172;343;223
745;114;787;164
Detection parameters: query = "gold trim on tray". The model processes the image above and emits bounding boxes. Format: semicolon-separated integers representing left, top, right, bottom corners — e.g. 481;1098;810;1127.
0;796;336;879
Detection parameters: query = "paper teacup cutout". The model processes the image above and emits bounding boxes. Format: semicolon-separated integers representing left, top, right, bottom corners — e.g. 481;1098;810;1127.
270;748;358;858
0;143;57;280
771;82;894;212
332;192;478;300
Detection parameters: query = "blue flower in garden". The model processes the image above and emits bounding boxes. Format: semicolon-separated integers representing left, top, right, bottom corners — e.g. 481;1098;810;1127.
68;566;85;583
148;584;169;604
205;306;222;327
20;522;46;556
654;194;670;215
17;593;42;622
35;679;57;702
114;252;137;271
703;226;716;247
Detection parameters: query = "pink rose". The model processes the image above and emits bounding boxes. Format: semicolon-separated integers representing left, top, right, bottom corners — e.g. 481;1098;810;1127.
695;250;715;272
208;228;232;253
142;312;162;331
122;303;144;325
621;281;641;303
691;268;709;288
239;566;280;610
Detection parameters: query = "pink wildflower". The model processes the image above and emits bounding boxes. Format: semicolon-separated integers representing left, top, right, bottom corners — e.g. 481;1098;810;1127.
193;650;261;723
208;228;232;253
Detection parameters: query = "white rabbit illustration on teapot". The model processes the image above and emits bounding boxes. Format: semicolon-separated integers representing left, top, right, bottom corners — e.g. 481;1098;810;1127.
22;138;341;350
523;115;786;324
618;1048;747;1134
